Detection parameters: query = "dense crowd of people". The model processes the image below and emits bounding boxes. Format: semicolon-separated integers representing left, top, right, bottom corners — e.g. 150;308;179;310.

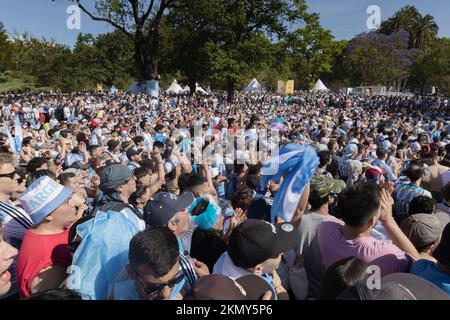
0;90;449;300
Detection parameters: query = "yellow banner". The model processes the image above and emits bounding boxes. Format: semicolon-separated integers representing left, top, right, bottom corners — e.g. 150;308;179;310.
285;80;294;94
96;83;103;92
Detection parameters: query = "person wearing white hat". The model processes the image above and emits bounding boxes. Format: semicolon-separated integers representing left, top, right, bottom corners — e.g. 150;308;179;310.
16;176;77;298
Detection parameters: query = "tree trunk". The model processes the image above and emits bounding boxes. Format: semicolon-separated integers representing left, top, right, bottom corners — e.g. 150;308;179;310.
227;78;235;103
188;77;196;96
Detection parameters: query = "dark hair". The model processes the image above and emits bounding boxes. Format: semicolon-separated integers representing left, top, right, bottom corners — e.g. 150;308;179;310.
320;257;369;300
26;157;49;173
58;172;76;186
406;165;424;182
409;196;436;215
191;198;209;216
22;136;33;147
309;192;331;211
134;167;149;180
25;169;57;187
376;148;388;159
335;182;382;228
132;136;144;145
129;184;147;206
129;227;179;278
25;289;83;300
318;151;332;168
246;174;260;190
153;141;165;150
230;187;253;211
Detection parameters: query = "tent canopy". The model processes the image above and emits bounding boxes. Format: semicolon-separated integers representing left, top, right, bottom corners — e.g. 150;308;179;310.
195;82;208;95
243;78;262;93
166;79;183;94
312;79;329;91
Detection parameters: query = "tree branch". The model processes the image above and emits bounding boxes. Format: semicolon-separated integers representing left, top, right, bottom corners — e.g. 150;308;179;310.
128;0;141;27
142;0;156;23
76;0;133;38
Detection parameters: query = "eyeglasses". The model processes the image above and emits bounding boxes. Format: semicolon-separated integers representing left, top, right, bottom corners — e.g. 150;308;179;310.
0;170;18;180
136;271;184;296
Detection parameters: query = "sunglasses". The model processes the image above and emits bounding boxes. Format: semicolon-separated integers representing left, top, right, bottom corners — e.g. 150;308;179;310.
138;272;184;296
0;170;18;179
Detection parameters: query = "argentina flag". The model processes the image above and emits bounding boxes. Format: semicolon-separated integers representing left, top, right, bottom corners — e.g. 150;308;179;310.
2;121;15;153
14;115;23;154
260;144;319;223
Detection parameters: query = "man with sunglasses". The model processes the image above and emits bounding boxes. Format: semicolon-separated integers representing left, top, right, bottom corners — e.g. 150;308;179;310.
111;227;186;300
0;153;34;250
0;153;33;298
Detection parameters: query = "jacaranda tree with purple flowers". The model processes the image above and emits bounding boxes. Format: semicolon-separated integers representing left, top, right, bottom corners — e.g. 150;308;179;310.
344;29;416;90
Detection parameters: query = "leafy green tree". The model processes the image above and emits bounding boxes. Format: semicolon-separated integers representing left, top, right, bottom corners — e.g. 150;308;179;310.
0;23;15;72
72;0;183;81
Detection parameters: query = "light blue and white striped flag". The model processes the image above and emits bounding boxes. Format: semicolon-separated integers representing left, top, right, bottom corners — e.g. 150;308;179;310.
2;121;15;154
14;115;23;154
260;144;319;223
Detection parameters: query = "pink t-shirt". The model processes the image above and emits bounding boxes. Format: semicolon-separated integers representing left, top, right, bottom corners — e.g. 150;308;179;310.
318;217;413;276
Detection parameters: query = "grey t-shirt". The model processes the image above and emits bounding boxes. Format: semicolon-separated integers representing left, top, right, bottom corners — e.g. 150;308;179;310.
295;211;329;257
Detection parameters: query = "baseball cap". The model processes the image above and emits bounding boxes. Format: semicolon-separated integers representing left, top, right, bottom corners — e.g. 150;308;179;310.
121;140;134;151
382;139;392;150
344;143;358;156
126;148;143;160
144;192;194;227
70;160;91;170
107;139;120;151
186;274;275;300
400;214;442;250
19;176;73;225
433;222;450;266
364;166;387;183
310;176;346;198
228;219;299;269
337;273;449;300
411;142;421;153
99;164;133;192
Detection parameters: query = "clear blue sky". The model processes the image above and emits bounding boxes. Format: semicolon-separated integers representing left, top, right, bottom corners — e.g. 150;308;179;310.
0;0;449;47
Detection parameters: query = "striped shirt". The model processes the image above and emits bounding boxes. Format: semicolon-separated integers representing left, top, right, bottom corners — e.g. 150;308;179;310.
393;183;432;216
0;200;34;241
178;240;198;291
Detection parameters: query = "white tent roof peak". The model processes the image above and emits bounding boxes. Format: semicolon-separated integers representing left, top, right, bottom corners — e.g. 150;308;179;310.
166;79;183;94
312;79;329;91
244;78;261;93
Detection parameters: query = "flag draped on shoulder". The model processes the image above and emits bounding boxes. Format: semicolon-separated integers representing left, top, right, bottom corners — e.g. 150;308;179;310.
260;144;319;223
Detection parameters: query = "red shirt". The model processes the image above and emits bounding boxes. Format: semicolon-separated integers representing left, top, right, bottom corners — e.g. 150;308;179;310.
16;229;72;298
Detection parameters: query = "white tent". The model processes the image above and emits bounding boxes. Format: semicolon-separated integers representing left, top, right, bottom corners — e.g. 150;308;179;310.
243;78;262;93
182;85;190;94
165;80;183;94
195;82;208;95
312;79;329;92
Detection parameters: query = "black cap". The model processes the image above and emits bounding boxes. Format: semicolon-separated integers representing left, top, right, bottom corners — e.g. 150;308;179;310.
228;219;299;268
337;273;449;300
121;140;134;151
433;222;450;266
144;192;194;227
126;148;143;160
107;139;120;151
